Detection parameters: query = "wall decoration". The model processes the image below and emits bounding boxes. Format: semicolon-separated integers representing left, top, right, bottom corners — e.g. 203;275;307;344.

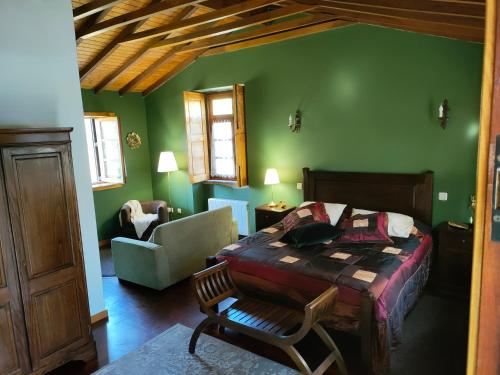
438;99;450;129
288;110;301;133
126;131;142;149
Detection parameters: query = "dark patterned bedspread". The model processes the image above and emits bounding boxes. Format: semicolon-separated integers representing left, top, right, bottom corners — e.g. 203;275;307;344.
218;221;430;320
216;221;433;373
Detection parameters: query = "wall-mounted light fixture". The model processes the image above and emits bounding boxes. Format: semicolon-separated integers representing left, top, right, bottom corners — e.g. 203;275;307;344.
438;99;450;129
288;110;301;133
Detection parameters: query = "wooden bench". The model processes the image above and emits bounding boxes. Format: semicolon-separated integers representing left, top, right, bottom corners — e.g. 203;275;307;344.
189;260;348;375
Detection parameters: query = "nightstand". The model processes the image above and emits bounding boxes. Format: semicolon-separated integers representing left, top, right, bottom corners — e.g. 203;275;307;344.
255;204;295;231
433;222;473;297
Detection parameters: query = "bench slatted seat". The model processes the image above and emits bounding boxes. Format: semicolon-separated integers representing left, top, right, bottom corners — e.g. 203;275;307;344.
189;260;348;375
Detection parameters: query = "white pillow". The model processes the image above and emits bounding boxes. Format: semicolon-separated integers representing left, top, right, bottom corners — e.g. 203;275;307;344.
351;208;414;238
300;201;347;226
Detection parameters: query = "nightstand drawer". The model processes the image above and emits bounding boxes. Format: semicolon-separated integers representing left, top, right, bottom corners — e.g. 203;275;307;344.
440;234;472;252
255;205;295;232
255;211;281;229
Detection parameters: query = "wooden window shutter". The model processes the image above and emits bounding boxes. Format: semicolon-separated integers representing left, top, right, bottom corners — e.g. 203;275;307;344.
233;84;248;187
183;91;209;183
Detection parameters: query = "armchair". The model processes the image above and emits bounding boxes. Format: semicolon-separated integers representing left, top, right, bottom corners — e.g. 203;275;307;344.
119;200;168;241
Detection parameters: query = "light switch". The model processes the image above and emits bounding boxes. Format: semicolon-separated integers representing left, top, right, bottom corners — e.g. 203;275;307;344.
297;182;303;190
438;192;448;201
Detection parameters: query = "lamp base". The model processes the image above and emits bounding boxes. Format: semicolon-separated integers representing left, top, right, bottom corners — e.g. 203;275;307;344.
268;201;277;207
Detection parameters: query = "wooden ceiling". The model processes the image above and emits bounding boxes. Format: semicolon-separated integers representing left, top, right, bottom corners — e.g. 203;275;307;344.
73;0;485;96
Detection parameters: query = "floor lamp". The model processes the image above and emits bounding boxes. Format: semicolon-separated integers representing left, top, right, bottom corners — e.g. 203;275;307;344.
158;151;178;212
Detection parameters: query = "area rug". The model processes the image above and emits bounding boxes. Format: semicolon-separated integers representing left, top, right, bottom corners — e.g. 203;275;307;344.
100;247;116;277
92;323;299;375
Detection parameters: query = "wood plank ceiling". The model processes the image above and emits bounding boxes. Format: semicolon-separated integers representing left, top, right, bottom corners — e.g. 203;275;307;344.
73;0;485;95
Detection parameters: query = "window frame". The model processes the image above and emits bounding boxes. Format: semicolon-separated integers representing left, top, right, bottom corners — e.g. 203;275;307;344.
206;91;237;182
183;84;247;187
84;112;127;192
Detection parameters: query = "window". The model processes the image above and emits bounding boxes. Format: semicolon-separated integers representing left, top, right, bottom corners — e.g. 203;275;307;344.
84;112;126;191
183;85;248;187
207;92;236;179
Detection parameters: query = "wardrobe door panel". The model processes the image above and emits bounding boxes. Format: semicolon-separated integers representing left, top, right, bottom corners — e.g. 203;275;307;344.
33;281;82;358
0;304;20;374
0;161;30;375
2;145;91;371
14;154;74;278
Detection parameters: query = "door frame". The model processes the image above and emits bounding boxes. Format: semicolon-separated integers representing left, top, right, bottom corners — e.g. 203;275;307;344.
467;0;498;373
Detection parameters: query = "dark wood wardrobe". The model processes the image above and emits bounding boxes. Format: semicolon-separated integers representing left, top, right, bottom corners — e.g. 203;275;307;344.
0;128;95;375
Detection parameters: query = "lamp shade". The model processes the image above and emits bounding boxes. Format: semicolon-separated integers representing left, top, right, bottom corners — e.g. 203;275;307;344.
158;151;178;172
264;168;280;185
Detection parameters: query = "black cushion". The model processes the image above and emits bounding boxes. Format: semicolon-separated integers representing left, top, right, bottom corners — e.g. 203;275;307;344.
281;222;343;248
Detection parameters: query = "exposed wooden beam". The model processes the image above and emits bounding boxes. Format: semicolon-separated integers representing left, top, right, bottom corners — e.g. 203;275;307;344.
118;20;218;94
80;0;165;81
151;3;315;49
318;6;483;42
317;1;484;28
75;7;114;45
198;0;251;18
142;50;208;96
73;0;121;21
80;24;138;80
315;0;485;18
79;0;207;39
200;0;247;9
119;47;183;94
176;13;336;53
93;6;196;93
121;0;280;44
203;19;350;56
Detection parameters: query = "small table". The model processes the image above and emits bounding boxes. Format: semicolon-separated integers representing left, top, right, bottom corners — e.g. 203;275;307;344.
433;222;473;297
255;204;295;231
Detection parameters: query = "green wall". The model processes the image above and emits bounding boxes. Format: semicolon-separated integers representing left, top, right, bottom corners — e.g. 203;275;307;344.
82;90;154;240
144;24;483;232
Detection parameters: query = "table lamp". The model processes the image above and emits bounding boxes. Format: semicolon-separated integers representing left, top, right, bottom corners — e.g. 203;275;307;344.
264;168;280;207
158;151;178;206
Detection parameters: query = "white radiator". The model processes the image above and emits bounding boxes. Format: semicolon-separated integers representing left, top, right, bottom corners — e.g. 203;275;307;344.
208;198;249;236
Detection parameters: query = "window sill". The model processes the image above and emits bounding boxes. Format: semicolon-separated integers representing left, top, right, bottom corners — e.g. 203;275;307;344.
92;182;124;192
203;179;249;188
204;179;237;187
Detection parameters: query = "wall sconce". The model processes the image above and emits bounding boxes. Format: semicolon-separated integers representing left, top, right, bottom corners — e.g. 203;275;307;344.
438;99;450;129
288;110;301;133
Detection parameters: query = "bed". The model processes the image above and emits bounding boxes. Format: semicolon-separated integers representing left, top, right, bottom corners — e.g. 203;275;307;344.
213;168;434;374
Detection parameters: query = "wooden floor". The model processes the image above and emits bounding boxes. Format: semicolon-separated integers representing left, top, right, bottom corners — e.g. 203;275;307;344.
49;276;468;375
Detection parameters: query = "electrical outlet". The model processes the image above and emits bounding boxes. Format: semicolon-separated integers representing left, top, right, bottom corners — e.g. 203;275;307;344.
297;182;303;190
438;192;448;201
177;208;182;214
167;207;174;213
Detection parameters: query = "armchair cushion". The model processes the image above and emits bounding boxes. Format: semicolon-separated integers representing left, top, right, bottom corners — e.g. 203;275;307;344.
119;200;168;241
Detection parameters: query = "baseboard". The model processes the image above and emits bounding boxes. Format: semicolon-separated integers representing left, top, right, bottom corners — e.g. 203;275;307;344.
91;309;108;325
98;239;111;248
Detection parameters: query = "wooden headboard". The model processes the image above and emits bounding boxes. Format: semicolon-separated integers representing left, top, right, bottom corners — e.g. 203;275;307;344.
303;168;434;226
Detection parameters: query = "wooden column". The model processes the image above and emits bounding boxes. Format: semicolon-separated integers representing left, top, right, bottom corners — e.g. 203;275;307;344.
467;0;500;374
